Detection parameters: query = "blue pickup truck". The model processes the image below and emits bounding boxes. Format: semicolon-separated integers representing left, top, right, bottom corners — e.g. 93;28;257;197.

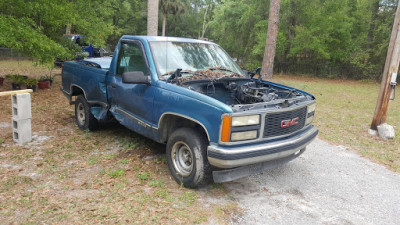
61;36;318;188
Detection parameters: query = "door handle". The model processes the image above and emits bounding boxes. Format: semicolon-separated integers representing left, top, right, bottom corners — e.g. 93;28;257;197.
111;84;116;88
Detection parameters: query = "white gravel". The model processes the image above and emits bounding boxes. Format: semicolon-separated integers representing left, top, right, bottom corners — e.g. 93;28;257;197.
224;138;400;225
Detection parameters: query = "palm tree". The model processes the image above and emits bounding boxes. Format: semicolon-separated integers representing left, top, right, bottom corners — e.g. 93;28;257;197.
160;0;186;36
147;0;159;36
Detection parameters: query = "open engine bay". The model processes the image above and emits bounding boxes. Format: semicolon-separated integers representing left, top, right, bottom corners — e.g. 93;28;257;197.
167;69;313;112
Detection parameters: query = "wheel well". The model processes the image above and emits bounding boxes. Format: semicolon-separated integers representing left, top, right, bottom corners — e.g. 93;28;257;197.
69;86;85;103
71;86;85;97
159;114;209;143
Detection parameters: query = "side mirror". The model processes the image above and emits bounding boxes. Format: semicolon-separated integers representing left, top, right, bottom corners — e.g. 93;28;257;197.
122;71;151;84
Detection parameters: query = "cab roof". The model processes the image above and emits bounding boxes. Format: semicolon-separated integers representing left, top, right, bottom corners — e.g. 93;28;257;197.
120;35;215;45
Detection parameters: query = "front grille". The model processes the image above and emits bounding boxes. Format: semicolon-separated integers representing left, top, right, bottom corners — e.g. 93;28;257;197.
263;107;307;138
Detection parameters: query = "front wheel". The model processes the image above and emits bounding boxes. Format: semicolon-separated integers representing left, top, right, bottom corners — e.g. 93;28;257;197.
75;95;99;131
166;127;212;188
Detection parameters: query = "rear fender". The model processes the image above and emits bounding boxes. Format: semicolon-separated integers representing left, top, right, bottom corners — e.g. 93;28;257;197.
69;84;109;121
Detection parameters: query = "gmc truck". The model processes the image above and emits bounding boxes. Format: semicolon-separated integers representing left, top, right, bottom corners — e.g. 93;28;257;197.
61;36;318;188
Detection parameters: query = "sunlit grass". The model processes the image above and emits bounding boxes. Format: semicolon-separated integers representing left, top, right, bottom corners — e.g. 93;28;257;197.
0;60;60;79
275;74;400;171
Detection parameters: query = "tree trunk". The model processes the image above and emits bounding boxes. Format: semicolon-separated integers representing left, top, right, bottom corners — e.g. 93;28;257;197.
195;0;200;38
261;0;281;80
66;23;71;34
147;0;159;36
200;5;209;39
162;11;167;36
367;0;380;50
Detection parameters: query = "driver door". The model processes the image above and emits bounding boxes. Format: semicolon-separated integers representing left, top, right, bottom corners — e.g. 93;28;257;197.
109;40;156;128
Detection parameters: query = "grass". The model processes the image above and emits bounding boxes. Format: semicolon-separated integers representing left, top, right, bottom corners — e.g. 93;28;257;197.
274;74;400;171
3;60;397;223
138;172;151;181
2;176;33;191
87;156;98;165
120;159;129;164
0;60;57;79
148;179;165;188
122;139;139;150
107;168;126;178
0;61;232;224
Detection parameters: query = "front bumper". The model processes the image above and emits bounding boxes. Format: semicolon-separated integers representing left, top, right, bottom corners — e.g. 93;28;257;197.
207;125;318;169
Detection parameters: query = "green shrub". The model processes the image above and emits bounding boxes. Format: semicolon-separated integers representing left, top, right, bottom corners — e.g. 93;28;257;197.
24;78;37;86
7;74;25;84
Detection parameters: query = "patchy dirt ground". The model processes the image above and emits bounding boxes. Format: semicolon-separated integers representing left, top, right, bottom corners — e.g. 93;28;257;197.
2;61;399;225
0;67;239;224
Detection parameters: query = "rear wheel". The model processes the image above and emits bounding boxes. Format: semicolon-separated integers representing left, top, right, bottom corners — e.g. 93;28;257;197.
166;127;212;188
75;95;99;130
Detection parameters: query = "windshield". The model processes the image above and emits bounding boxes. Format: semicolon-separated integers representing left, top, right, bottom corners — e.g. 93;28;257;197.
149;41;244;77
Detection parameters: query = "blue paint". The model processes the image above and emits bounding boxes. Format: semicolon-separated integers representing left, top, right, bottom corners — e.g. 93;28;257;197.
61;35;318;164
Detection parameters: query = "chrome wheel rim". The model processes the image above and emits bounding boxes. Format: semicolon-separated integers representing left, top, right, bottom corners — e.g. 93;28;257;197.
77;102;86;125
171;141;193;177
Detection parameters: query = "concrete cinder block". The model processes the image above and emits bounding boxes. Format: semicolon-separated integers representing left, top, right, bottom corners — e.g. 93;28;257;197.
12;118;32;144
377;123;395;140
11;93;32;120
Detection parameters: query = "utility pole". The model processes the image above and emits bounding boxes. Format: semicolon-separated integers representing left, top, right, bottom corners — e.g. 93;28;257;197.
370;1;400;137
261;0;281;80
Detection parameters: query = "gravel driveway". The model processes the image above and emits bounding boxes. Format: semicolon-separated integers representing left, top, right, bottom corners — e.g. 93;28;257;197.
224;138;400;225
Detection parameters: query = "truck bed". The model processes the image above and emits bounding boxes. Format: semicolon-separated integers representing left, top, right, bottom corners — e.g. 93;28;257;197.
61;60;109;117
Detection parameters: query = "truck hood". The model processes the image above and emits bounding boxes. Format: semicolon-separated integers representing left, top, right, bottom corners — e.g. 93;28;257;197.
173;76;314;113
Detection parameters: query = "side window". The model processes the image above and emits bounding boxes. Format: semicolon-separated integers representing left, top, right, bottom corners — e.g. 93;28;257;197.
116;42;148;75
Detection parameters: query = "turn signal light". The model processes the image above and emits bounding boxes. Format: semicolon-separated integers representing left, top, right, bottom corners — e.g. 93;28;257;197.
221;116;231;142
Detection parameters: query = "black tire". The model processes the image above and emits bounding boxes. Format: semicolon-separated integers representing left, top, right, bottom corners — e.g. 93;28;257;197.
166;127;212;188
75;95;99;131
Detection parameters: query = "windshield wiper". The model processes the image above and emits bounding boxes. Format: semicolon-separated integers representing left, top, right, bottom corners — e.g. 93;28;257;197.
206;67;235;73
167;68;182;82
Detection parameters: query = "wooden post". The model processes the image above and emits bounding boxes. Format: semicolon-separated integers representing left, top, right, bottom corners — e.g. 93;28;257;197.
0;89;33;97
371;2;400;130
261;0;281;80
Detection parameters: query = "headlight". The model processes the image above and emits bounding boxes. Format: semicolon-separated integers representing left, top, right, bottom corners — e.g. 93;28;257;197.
231;130;258;141
305;116;314;125
307;103;316;113
306;103;316;125
232;115;260;127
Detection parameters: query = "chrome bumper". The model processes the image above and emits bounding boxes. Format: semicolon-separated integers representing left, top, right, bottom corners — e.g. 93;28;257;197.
207;126;318;169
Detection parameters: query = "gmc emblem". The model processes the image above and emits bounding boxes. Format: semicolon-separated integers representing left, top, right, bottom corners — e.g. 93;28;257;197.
281;118;299;128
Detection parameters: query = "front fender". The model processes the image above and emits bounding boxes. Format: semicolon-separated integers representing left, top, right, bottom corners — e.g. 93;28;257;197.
153;82;231;143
